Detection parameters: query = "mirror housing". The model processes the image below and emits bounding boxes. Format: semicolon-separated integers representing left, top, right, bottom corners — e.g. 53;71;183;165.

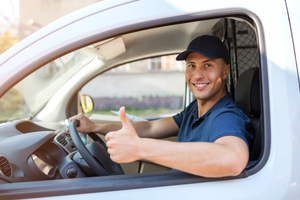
80;95;94;114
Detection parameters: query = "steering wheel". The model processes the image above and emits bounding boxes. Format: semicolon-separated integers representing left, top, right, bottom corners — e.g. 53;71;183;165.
69;120;123;176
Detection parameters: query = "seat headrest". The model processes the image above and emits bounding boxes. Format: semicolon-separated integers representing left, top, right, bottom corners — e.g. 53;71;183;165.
235;67;260;116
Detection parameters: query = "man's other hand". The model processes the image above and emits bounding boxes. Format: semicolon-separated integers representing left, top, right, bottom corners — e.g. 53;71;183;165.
67;113;96;133
105;106;142;163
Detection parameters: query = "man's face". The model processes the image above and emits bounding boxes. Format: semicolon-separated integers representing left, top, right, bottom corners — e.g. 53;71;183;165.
185;52;229;103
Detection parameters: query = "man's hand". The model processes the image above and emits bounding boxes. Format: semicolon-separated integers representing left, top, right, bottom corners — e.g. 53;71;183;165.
68;113;96;133
105;106;142;163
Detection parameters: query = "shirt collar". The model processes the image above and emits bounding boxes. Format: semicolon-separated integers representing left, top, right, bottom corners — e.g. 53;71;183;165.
191;93;233;120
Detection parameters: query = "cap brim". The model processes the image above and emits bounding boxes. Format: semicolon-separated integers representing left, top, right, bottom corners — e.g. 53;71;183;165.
176;51;191;61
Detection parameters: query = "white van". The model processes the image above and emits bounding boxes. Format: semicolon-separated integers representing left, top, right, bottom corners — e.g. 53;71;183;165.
0;0;299;199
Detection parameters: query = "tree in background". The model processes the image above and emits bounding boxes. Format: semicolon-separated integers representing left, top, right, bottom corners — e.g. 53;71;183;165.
0;31;18;54
0;0;19;120
0;0;18;55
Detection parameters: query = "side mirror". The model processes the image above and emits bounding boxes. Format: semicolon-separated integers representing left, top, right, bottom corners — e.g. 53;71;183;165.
80;95;94;114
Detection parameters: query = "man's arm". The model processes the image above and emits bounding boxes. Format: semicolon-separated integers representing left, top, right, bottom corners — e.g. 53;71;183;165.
131;117;179;138
105;107;249;178
136;136;249;177
68;112;179;139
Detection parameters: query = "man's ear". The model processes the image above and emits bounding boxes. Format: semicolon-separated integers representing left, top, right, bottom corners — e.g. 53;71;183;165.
223;64;230;79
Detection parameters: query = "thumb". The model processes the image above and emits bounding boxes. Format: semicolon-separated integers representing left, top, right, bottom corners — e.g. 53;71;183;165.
119;106;133;129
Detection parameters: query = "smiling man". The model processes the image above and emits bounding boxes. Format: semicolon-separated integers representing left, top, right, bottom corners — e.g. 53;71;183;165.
69;35;253;178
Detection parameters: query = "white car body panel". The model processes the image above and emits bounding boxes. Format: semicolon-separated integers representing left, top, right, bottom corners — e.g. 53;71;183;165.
0;0;299;199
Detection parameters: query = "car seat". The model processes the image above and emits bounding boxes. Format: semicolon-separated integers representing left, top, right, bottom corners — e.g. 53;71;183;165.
235;67;262;168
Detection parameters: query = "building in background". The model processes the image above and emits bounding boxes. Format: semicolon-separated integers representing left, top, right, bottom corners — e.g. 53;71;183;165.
18;0;102;40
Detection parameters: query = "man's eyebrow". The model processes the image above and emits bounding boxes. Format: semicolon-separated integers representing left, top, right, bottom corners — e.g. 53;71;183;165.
202;59;216;63
186;61;196;64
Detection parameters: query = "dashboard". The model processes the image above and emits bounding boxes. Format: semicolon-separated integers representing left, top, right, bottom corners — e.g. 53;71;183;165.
0;119;168;184
0;120;76;183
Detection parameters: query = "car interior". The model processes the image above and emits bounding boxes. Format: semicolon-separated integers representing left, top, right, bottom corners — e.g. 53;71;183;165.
0;15;264;186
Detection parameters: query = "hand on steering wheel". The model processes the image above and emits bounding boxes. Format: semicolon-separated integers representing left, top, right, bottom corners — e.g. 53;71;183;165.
69;120;123;176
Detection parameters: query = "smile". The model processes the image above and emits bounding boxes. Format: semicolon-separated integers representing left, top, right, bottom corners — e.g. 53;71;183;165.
193;83;209;89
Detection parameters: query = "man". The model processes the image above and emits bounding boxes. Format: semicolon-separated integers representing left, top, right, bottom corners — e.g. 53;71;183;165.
69;35;253;178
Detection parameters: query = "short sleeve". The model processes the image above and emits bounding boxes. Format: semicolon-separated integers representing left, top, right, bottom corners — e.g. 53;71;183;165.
172;100;197;129
209;109;253;147
173;110;184;128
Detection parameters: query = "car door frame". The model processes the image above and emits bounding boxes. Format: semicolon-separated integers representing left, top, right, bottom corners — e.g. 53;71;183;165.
0;6;272;200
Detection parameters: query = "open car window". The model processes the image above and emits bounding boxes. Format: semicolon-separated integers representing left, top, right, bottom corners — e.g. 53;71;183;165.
76;17;263;173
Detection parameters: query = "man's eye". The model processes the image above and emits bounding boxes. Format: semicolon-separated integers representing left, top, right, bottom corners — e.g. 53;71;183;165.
205;64;212;67
188;64;195;68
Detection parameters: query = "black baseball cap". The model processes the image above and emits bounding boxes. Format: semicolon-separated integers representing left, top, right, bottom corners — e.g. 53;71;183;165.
176;35;229;64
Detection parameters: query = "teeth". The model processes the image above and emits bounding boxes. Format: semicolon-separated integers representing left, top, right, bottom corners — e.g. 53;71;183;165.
195;83;207;87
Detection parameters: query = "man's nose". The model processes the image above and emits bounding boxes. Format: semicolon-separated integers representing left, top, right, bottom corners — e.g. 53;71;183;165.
193;67;205;79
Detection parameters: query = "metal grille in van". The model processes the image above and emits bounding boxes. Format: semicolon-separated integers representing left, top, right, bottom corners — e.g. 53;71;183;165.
213;18;259;88
235;21;259;76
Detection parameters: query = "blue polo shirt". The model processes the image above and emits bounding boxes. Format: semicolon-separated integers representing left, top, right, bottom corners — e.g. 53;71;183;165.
173;94;252;147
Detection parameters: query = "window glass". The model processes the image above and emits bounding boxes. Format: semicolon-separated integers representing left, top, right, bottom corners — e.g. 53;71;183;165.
0;49;95;122
81;55;186;119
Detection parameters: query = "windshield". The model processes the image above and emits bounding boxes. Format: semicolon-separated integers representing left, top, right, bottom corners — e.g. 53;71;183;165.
0;49;96;122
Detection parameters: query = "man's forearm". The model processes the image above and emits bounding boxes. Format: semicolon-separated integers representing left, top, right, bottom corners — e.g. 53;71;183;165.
96;117;178;139
93;123;122;136
137;136;249;177
94;121;150;137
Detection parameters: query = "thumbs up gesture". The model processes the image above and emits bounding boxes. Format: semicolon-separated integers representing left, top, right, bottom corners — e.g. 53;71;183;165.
105;106;142;163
